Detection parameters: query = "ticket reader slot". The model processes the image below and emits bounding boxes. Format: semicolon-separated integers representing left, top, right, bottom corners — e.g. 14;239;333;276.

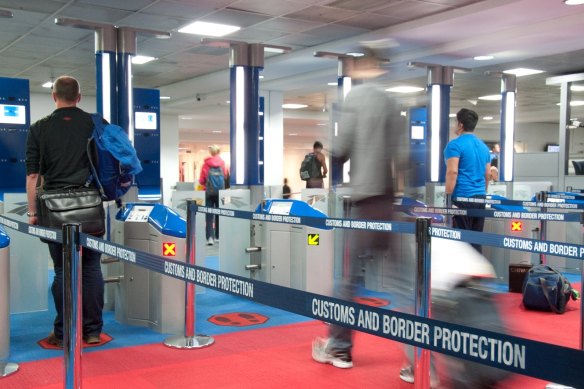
115;203;186;334
252;199;333;296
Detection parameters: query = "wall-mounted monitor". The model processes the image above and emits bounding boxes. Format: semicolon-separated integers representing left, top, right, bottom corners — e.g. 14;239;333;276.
411;125;425;140
135;111;157;130
546;144;560;152
0;104;26;125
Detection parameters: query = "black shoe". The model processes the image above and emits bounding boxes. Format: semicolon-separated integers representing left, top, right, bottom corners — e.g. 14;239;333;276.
46;332;63;348
84;334;101;344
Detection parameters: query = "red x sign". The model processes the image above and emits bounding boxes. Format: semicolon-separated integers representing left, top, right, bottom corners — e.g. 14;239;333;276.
163;242;176;256
511;221;522;232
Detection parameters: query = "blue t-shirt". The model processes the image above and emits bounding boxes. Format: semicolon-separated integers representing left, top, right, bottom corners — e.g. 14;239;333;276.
444;133;490;198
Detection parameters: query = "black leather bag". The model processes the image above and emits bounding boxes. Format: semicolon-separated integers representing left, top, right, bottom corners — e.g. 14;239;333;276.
37;187;105;236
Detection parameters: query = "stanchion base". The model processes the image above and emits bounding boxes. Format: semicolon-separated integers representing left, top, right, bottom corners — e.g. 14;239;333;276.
0;362;19;377
163;335;215;349
546;383;575;389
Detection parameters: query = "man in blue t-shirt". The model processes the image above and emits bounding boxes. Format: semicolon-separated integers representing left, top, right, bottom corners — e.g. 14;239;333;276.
444;108;491;251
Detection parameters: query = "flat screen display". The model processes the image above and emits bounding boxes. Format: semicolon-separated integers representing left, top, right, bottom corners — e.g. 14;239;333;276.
411;125;424;140
547;144;560;152
269;201;293;215
0;104;26;125
135;111;157;130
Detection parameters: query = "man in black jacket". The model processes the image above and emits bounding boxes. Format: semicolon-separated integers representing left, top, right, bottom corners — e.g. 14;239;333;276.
25;75;104;347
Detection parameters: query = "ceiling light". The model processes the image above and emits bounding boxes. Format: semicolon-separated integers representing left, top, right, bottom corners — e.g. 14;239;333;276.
259;75;265;79
178;21;240;37
212;130;222;133
346;52;365;57
503;68;544;77
483;116;494;120
449;113;457;118
132;55;156;64
478;94;502;101
282;103;308;109
180;116;193;120
565;0;584;5
316;123;327;126
42;81;53;88
264;47;285;54
225;100;230;104
328;82;338;86
160;96;171;100
473;55;494;61
556;101;584;106
288;133;298;136
571;85;584;92
386;86;425;93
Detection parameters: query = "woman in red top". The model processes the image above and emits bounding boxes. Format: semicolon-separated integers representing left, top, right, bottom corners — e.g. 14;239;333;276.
198;144;228;245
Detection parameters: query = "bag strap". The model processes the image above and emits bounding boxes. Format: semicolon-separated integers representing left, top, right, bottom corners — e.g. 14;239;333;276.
538;277;561;314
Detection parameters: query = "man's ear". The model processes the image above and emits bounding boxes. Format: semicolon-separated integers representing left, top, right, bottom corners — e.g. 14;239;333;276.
51;92;57;103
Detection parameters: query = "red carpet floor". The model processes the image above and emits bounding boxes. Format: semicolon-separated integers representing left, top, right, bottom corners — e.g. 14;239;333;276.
2;287;581;388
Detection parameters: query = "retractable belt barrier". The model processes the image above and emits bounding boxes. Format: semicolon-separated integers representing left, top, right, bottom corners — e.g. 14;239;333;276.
1;203;584;387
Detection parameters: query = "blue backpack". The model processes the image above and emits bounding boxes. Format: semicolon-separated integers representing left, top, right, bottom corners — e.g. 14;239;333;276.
87;114;143;201
206;166;225;196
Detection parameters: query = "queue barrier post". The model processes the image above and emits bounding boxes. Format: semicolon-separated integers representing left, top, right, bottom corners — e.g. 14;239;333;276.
444;193;452;227
63;223;83;389
536;191;548;264
414;217;432;389
0;230;18;378
164;200;214;349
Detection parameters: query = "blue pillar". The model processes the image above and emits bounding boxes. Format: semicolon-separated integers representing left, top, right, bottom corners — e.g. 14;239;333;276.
95;26;117;124
229;44;263;186
499;74;517;182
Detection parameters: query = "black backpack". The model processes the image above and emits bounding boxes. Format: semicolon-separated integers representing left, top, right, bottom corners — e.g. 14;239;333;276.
299;153;320;181
522;264;578;314
206;166;225;196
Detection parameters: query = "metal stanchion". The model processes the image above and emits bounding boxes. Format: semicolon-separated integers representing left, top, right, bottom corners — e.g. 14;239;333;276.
0;229;18;378
342;196;352;278
63;223;83;389
414;217;432;389
536;191;548;264
444;193;452;227
164;200;214;349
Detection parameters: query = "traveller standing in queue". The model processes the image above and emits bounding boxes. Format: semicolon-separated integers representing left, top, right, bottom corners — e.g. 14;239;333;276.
199;144;228;246
302;141;328;188
444;108;491;251
25;75;104;347
311;48;405;369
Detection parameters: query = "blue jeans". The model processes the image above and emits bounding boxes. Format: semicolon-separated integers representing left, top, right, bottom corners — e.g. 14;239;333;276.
47;242;104;338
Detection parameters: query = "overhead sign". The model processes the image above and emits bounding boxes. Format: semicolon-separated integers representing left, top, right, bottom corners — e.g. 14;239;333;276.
308;234;319;246
163;242;176;256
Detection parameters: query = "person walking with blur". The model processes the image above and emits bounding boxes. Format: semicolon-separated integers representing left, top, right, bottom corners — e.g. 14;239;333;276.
304;141;328;189
199;144;228;246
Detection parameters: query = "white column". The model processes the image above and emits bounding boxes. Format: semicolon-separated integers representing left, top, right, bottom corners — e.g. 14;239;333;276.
262;90;284;187
160;113;179;206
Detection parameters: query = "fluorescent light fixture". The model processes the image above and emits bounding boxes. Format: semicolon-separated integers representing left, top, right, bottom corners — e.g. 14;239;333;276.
288;133;298;136
178;21;240;37
328;82;338;86
264;47;285;53
478;94;502;101
334;122;338;137
430;84;441;182
473;55;494;61
259;75;264;79
180;116;193;120
571;85;584;92
225;100;231;104
343;76;352;99
503;68;544;77
346;52;364;57
160;96;171;100
235;66;245;184
212;130;222;133
556;101;584;106
127;61;134;143
503;92;515;181
400;111;407;117
316;123;327;126
483;116;494;120
132;55;156;64
565;0;584;5
42;81;53;88
449;113;457;118
282;103;307;109
386;86;425;93
101;53;111;122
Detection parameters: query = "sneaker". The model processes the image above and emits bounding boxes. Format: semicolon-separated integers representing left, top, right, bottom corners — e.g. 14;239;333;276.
311;337;353;369
399;365;440;388
84;334;101;344
206;237;214;246
214;237;220;243
46;332;63;348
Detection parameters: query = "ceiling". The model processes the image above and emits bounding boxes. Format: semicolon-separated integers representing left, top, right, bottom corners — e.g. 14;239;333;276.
1;0;584;149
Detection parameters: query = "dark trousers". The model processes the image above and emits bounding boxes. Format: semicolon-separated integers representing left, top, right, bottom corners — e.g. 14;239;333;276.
47;242;104;338
328;195;397;352
453;195;486;252
205;193;219;240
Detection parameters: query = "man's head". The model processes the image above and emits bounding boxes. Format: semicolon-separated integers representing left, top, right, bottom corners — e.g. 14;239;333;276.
455;108;479;134
208;144;220;156
313;141;323;152
52;76;81;106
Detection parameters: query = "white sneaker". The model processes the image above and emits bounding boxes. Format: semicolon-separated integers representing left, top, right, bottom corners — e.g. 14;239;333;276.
206;237;214;246
214;237;220;243
311;337;353;369
399;365;440;388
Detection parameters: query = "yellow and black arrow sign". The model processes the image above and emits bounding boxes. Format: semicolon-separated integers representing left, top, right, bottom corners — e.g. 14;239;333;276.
307;234;320;246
